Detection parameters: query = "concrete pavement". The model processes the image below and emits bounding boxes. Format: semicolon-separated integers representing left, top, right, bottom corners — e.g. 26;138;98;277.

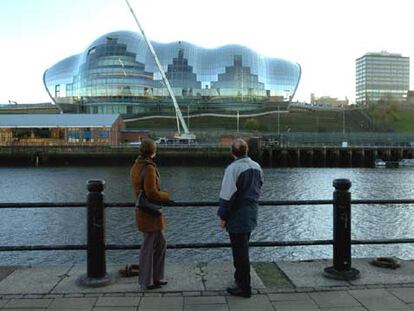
0;259;413;310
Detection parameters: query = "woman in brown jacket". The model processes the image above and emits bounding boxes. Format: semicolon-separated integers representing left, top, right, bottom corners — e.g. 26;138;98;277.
130;138;170;290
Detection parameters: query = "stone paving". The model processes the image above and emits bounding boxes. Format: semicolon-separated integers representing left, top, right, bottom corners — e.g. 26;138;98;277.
0;259;413;310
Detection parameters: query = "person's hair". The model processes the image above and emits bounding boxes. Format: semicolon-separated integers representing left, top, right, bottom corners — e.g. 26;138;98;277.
231;138;248;158
139;138;156;158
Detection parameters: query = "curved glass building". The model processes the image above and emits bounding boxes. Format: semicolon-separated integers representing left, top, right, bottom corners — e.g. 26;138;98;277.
44;31;301;116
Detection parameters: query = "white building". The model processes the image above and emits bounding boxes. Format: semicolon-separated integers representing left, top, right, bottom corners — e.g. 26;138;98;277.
356;51;410;105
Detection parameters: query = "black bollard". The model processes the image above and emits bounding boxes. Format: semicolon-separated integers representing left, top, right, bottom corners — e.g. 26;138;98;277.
323;178;360;280
78;179;113;287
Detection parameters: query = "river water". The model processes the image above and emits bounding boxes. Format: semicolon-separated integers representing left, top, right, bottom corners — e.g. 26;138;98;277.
1;165;414;265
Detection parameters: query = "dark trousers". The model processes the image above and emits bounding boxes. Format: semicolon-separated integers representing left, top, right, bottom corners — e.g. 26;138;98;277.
229;232;251;291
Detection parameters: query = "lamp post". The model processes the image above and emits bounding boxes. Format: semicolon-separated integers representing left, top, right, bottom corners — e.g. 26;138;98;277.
187;103;190;130
342;103;345;136
241;65;244;103
237;110;240;133
277;106;280;136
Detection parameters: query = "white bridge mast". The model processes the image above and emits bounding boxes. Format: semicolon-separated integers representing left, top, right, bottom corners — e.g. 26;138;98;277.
125;0;195;140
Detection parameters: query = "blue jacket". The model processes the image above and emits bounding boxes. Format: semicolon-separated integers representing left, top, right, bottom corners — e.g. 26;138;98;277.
217;156;263;233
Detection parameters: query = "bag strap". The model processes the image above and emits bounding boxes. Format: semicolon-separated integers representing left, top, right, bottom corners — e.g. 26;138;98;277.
139;164;148;195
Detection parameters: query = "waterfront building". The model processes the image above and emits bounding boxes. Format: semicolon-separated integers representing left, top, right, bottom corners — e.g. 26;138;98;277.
356;51;410;105
0;102;59;114
406;90;414;105
0;114;124;146
44;31;301;117
310;93;349;107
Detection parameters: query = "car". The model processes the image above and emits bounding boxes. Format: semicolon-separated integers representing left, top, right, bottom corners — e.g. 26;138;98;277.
127;141;141;146
155;137;168;144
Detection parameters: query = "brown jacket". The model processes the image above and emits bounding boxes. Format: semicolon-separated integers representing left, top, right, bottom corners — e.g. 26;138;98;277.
130;157;169;232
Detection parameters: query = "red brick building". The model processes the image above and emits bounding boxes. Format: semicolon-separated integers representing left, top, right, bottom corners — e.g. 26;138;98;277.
0;114;124;146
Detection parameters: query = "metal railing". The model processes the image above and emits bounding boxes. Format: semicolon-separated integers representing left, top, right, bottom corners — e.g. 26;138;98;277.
262;132;414;148
1;179;414;284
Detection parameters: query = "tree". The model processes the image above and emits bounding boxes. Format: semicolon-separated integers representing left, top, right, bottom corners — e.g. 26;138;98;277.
244;118;260;131
367;98;400;130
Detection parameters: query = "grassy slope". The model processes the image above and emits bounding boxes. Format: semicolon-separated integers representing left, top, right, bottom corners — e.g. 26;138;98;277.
392;110;414;132
126;110;359;132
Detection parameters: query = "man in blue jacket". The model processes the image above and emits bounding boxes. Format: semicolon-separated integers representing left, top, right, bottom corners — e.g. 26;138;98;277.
218;138;263;298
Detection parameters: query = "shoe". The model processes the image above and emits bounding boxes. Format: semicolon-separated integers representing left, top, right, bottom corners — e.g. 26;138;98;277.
145;284;162;290
154;280;168;286
226;286;251;298
119;264;139;277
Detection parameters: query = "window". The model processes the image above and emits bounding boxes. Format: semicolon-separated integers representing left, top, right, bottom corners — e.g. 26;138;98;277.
55;84;60;97
98;131;109;138
87;47;96;56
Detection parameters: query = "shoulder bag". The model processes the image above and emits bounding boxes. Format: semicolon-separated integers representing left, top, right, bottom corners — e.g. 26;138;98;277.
135;164;163;216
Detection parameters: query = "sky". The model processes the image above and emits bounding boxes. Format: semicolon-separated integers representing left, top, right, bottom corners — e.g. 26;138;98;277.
0;0;413;104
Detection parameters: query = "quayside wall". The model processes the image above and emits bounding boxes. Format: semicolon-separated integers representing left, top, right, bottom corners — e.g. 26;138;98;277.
0;146;232;166
0;145;413;167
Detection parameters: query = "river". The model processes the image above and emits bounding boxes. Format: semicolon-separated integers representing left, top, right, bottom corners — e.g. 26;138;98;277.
1;165;414;265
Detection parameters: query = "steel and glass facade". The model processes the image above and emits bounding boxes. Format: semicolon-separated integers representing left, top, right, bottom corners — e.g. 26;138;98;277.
356;52;410;105
44;31;301;116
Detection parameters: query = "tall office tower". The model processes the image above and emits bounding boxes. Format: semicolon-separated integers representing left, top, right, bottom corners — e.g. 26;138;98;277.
356;51;409;105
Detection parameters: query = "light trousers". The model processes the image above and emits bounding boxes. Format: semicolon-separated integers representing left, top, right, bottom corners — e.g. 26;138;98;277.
139;230;166;287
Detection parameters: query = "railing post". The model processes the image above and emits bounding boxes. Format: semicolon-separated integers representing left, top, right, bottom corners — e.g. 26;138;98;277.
324;178;360;280
78;179;113;287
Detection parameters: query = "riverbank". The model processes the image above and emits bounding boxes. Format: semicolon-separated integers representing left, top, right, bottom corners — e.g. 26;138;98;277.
0;145;233;166
1;145;414;167
0;259;413;310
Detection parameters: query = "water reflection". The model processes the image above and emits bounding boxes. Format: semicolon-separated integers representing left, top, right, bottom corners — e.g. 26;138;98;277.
1;166;414;265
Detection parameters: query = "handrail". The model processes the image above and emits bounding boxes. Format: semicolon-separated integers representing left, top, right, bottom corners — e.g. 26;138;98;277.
0;200;332;208
2;199;414;209
2;178;414;284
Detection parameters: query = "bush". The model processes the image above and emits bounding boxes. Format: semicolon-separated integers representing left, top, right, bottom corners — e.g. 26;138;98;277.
244;118;260;131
